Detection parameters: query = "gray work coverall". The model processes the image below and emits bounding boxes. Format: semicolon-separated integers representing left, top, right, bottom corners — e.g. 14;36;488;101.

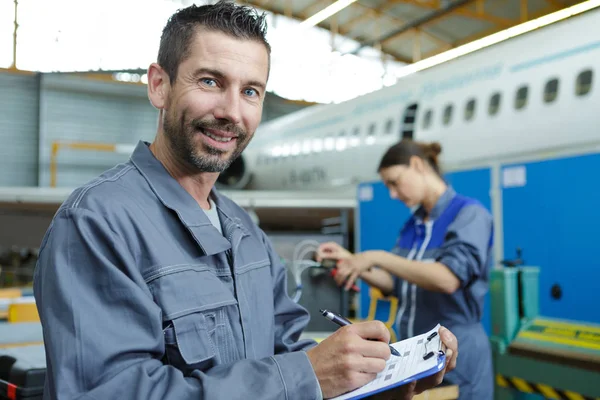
33;141;323;400
391;187;494;399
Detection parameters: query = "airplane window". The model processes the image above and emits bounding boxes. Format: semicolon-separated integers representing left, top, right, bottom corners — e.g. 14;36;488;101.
336;131;347;151
465;99;476;121
515;85;528;110
366;123;376;145
302;140;311;155
443;104;453;125
422;109;433;129
290;142;301;157
350;127;360;146
544;78;559;103
368;123;376;136
576;69;593;96
324;137;335;151
385;119;393;134
489;92;501;116
312;138;323;152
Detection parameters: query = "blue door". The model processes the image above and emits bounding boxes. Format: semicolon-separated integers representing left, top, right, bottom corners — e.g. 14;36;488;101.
356;181;411;319
502;153;600;324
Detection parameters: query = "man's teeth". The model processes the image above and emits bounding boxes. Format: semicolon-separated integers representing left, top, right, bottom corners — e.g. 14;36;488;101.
203;130;233;142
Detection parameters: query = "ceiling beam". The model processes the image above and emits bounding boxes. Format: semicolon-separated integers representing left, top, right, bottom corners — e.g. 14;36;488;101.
243;0;316;26
544;0;564;10
298;0;327;16
338;8;377;36
388;0;516;27
382;48;414;64
419;3;564;59
242;0;451;63
338;0;454;47
349;0;474;54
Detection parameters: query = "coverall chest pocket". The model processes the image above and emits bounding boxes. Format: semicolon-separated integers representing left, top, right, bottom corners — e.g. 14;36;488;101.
146;266;239;375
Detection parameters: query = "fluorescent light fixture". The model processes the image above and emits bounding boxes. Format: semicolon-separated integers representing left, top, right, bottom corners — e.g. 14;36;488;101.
300;0;357;27
394;0;600;79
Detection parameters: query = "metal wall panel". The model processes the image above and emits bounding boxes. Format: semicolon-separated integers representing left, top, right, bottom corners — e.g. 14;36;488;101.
0;72;39;186
502;154;600;324
38;74;158;188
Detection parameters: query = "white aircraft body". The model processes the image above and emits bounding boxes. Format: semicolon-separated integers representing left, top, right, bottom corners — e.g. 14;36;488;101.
216;6;600;191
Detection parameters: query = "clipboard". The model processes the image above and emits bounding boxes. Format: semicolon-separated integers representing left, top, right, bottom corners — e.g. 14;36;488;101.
331;324;446;400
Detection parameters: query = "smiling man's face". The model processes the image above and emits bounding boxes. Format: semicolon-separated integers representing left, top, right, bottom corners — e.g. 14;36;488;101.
162;29;269;172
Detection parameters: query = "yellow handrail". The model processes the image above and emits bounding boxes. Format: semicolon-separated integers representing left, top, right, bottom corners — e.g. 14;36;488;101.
50;140;121;187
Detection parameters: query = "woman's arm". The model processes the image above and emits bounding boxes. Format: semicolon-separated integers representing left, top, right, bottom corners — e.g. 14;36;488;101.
355;204;494;295
336;251;459;295
367;251;460;294
357;267;395;295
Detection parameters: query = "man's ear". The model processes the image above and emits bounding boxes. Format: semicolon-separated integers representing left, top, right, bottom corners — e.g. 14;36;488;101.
147;63;170;110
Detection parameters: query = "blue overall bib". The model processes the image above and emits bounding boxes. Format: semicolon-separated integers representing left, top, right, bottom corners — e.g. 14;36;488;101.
391;187;494;399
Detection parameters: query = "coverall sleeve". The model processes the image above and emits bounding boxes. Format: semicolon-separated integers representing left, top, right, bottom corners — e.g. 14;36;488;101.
34;207;322;400
436;204;493;287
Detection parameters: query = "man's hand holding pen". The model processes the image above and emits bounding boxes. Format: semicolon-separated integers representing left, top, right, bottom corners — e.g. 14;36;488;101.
306;320;394;399
306;323;458;399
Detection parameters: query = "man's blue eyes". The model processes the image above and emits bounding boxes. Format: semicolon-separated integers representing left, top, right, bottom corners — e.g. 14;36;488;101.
200;79;257;97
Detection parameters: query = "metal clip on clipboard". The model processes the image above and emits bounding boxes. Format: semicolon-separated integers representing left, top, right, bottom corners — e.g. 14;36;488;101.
422;331;444;360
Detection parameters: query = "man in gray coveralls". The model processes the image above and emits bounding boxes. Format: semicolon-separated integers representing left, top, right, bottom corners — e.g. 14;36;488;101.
33;1;458;399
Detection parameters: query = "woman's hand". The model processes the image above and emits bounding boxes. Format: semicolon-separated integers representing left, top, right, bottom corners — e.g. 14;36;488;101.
335;252;375;291
316;242;353;262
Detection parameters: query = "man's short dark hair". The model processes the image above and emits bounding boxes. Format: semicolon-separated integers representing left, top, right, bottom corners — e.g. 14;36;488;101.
158;0;270;84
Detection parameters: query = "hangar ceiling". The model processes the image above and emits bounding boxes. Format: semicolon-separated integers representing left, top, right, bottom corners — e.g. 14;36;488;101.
242;0;586;64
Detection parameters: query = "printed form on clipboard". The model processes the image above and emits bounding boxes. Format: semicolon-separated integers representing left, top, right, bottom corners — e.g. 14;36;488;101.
331;324;446;400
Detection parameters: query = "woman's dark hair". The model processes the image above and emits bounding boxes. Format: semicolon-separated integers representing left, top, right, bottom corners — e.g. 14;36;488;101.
377;139;443;177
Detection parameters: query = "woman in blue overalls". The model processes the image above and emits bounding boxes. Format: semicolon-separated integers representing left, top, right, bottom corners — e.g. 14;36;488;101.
317;139;494;399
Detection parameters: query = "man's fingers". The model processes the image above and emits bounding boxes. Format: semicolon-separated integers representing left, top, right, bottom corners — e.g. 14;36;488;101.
440;326;457;350
445;348;456;371
348;321;391;343
439;325;458;372
356;356;388;374
351;339;391;361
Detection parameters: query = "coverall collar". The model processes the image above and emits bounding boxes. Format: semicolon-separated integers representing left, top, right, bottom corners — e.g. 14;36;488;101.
129;140;239;256
414;186;456;222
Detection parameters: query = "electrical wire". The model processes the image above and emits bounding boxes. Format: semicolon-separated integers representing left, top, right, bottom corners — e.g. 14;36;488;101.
287;240;325;303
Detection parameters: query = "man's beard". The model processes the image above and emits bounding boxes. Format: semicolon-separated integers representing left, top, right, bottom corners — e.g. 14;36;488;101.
163;109;249;173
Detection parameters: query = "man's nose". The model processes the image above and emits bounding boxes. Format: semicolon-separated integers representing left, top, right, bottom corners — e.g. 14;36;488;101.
213;90;242;125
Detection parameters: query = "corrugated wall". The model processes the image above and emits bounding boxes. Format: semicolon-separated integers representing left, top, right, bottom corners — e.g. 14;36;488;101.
0;71;40;186
38;74;157;188
0;70;308;189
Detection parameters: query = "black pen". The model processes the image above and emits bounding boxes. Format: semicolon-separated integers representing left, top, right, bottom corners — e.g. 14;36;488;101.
320;309;401;357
